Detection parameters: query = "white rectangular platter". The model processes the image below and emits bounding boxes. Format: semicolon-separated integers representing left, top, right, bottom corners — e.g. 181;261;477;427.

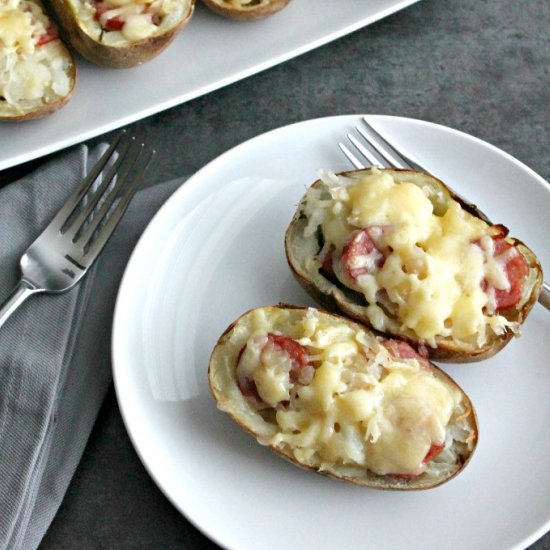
0;0;421;171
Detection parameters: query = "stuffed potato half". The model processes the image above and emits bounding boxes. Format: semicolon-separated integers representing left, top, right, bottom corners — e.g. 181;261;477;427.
285;168;543;362
209;305;478;490
45;0;195;68
0;0;76;121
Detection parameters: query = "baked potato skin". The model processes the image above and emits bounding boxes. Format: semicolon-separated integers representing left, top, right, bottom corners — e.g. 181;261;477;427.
1;58;76;121
284;169;543;363
208;304;479;491
45;0;195;68
286;236;541;363
0;1;77;121
200;0;291;20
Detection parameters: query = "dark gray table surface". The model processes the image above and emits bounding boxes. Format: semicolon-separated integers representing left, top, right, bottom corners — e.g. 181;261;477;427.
5;0;547;547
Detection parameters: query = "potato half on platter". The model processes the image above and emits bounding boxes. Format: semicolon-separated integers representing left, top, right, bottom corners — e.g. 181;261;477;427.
200;0;291;20
45;0;195;68
285;168;543;363
209;305;478;490
0;0;76;121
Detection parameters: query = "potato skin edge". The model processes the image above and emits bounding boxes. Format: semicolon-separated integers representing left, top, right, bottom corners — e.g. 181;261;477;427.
0;25;77;121
208;304;479;491
45;0;195;68
284;169;544;363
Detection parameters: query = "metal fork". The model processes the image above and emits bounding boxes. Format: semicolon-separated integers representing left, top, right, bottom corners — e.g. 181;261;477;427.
0;132;155;329
339;116;550;311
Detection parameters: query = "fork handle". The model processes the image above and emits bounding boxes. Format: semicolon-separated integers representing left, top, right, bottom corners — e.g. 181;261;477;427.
0;281;39;330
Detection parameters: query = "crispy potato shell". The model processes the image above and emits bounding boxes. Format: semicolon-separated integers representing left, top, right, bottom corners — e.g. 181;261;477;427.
0;62;76;121
284;169;543;363
0;12;76;121
209;305;478;490
45;0;195;68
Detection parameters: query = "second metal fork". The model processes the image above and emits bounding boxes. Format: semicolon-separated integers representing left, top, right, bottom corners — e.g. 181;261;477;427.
339;116;550;310
0;133;155;329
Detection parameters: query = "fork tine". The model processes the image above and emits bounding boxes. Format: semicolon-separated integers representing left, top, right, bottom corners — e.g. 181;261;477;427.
358;117;424;171
338;142;365;169
81;146;156;264
48;132;125;232
76;138;142;251
62;134;132;240
347;133;385;167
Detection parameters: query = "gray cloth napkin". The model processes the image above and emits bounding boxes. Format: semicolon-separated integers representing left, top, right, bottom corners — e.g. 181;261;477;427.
0;144;183;550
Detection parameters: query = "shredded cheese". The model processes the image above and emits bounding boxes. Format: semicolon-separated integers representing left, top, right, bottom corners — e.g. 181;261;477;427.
239;308;465;477
303;169;518;347
81;0;183;42
0;0;71;113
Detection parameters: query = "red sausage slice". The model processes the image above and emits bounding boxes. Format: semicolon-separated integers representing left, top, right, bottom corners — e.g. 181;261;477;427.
491;238;529;310
383;339;431;371
236;374;266;409
267;333;308;370
423;442;445;463
36;25;59;46
237;333;312;407
341;229;385;281
388;443;446;479
93;3;125;30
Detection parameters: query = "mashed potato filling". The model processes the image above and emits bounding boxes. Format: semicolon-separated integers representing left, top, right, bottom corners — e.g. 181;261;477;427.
237;307;470;477
0;0;71;111
80;0;184;42
302;168;517;347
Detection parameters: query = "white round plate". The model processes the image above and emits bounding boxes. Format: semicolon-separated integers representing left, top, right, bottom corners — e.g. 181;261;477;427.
112;115;550;550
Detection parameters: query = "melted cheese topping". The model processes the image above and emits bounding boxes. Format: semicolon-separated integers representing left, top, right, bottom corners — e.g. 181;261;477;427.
240;308;464;477
83;0;182;42
238;331;293;405
0;0;71;111
303;169;517;347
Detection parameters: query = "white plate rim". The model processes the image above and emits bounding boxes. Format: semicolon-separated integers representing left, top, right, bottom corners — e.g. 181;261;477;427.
0;0;422;172
112;114;550;550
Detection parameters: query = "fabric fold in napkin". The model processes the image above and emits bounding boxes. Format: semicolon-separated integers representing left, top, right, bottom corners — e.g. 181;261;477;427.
0;144;184;550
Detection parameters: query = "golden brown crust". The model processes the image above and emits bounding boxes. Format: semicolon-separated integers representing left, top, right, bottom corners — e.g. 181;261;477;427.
200;0;291;20
208;305;479;490
284;168;543;363
45;0;195;68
